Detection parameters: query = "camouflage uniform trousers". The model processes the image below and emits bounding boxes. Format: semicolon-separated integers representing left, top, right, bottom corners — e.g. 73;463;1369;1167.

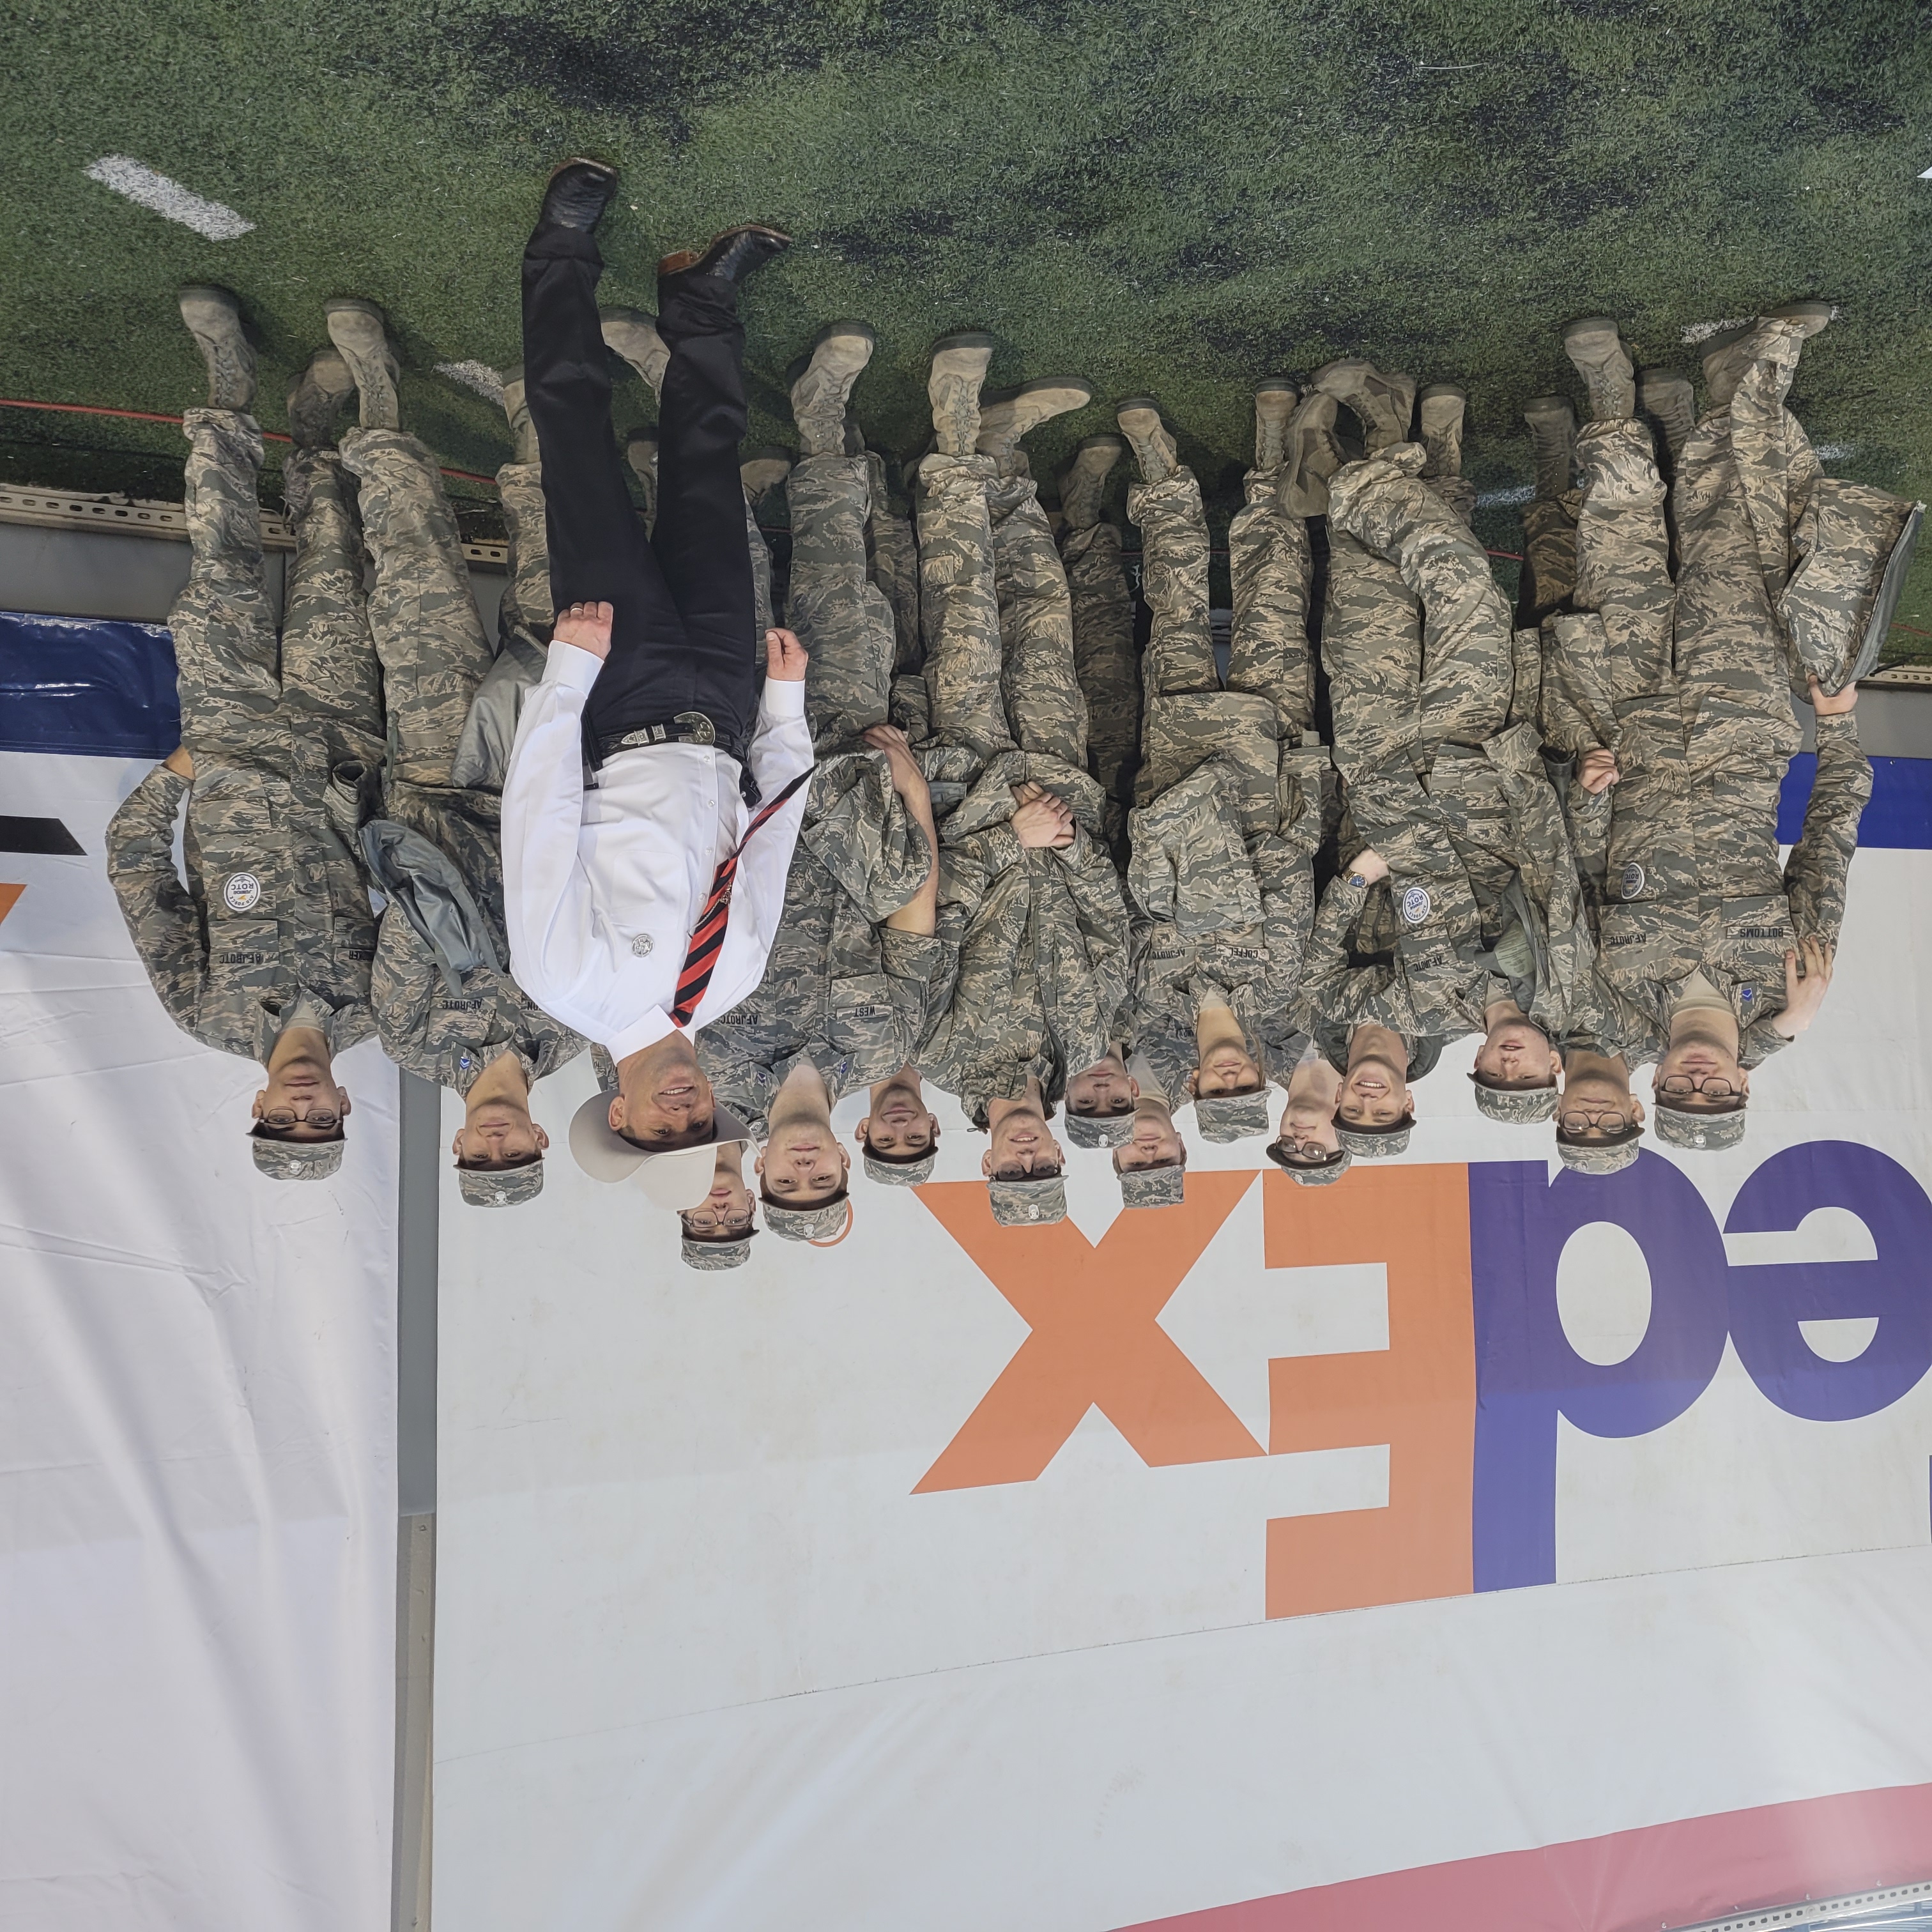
790;451;898;756
1229;466;1316;739
987;468;1090;770
865;450;923;675
916;453;1015;763
1725;318;1918;695
1059;517;1140;841
495;460;554;644
342;428;498;789
1518;492;1580;627
105;408;380;1061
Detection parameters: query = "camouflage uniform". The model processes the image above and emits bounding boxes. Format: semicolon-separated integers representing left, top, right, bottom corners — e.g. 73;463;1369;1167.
1060;517;1139;852
340;427;586;1098
864;450;922;674
1519;493;1580;627
908;454;1130;1124
107;408;381;1063
1316;447;1589;1047
988;469;1091;768
1544;346;1874;1061
699;450;958;1129
1123;464;1324;1103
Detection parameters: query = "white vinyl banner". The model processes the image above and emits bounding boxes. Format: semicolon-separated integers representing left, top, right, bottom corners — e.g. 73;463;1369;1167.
434;839;1932;1931
0;752;398;1932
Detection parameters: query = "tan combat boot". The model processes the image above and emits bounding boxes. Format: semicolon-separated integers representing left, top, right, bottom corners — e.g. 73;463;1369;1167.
498;364;540;466
1311;358;1416;453
1699;325;1754;411
179;286;256;411
1278;390;1343;515
1563;316;1635;422
1115;398;1177;485
740;448;792;505
928;331;995;457
1636;369;1696;463
1418;383;1467;478
977;377;1093;468
1522;394;1577;499
1057;434;1124;530
788;320;876;457
600;308;669;395
286;348;356;450
1768;299;1836;339
323;299;401;430
1252;378;1298;473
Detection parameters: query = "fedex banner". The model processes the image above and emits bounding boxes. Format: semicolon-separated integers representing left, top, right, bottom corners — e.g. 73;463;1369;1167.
435;847;1932;1932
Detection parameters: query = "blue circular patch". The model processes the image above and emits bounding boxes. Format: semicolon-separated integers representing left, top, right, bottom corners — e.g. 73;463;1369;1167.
222;871;261;912
1401;885;1432;924
1620;861;1646;900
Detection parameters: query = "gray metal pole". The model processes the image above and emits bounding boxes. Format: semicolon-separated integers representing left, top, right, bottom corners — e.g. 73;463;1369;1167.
392;1070;440;1931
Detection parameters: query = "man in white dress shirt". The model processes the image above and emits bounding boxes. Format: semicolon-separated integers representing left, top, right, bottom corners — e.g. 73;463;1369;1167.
501;158;813;1211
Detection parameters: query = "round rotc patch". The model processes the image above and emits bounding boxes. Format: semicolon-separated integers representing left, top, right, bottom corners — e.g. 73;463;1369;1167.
1401;885;1432;925
630;933;654;958
1621;861;1646;900
222;871;262;912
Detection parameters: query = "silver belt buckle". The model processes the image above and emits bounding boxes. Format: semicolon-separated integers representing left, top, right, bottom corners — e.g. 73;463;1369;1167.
673;710;716;746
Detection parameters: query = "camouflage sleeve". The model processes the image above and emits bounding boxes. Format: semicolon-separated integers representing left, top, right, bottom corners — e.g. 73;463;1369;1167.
1054;825;1132;1042
1784;709;1871;945
880;927;960;1034
1301;872;1404;1031
105;765;207;1035
696;1029;773;1137
368;910;440;1081
1252;835;1315;1016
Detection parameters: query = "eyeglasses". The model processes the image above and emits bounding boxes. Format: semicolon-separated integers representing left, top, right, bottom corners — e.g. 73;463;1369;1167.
259;1103;341;1132
682;1206;754;1234
992;1162;1063;1183
1657;1072;1739;1101
1558;1107;1632;1137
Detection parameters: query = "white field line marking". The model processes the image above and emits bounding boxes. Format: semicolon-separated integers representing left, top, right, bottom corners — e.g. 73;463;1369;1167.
436;361;505;405
1681;315;1751;344
1476;482;1534;507
84;156;254;240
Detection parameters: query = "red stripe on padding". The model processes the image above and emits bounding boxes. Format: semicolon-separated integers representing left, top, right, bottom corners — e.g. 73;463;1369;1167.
1116;1782;1932;1932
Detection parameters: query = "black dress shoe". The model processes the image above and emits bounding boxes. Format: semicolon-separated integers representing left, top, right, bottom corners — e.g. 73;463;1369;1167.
537;158;619;235
657;224;792;289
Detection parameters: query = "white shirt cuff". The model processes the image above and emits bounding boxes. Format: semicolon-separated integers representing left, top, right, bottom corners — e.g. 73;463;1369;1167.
606;1007;677;1061
758;677;808;719
546;640;605;695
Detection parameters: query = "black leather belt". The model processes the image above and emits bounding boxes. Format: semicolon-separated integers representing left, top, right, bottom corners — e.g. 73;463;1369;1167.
593;711;760;804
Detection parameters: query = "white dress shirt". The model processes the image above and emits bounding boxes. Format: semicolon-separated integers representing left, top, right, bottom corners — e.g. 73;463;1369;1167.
501;641;812;1060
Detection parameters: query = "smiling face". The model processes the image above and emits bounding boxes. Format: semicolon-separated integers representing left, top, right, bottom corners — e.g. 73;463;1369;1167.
857;1075;940;1159
757;1117;851;1206
1337;1037;1411;1129
1473;1016;1558;1091
981;1108;1064;1181
611;1035;716;1149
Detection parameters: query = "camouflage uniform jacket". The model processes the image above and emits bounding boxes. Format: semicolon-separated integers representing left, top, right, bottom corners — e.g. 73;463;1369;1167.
1126;700;1328;1103
699;749;957;1131
106;758;378;1063
917;754;1130;1126
369;777;585;1092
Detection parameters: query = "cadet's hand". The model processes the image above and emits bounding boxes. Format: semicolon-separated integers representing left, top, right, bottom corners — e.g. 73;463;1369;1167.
1809;674;1859;716
555;600;614;661
1011;781;1075;849
1579;747;1620;793
1347;849;1390;885
1775;937;1836;1036
862;724;931;808
766;627;809;682
162;745;195;780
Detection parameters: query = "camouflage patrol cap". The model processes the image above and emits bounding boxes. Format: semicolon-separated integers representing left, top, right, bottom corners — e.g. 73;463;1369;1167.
1116;1165;1186;1209
1469;1075;1561;1125
681;1232;755;1271
250;1133;344;1181
456;1155;544;1207
1064;1109;1134;1149
1193;1091;1272;1143
762;1194;854;1243
987;1174;1068;1227
1266;1142;1353;1186
864;1148;938;1186
1652;1102;1748;1153
1335;1117;1413;1159
1556;1132;1643;1176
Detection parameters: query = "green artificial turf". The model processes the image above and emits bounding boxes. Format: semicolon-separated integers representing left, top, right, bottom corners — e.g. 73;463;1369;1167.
6;0;1932;656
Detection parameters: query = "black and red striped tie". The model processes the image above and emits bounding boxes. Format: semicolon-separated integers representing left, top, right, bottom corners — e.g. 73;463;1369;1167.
670;769;811;1028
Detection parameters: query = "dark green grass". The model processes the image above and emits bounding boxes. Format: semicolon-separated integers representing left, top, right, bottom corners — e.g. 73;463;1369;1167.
7;1;1932;656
